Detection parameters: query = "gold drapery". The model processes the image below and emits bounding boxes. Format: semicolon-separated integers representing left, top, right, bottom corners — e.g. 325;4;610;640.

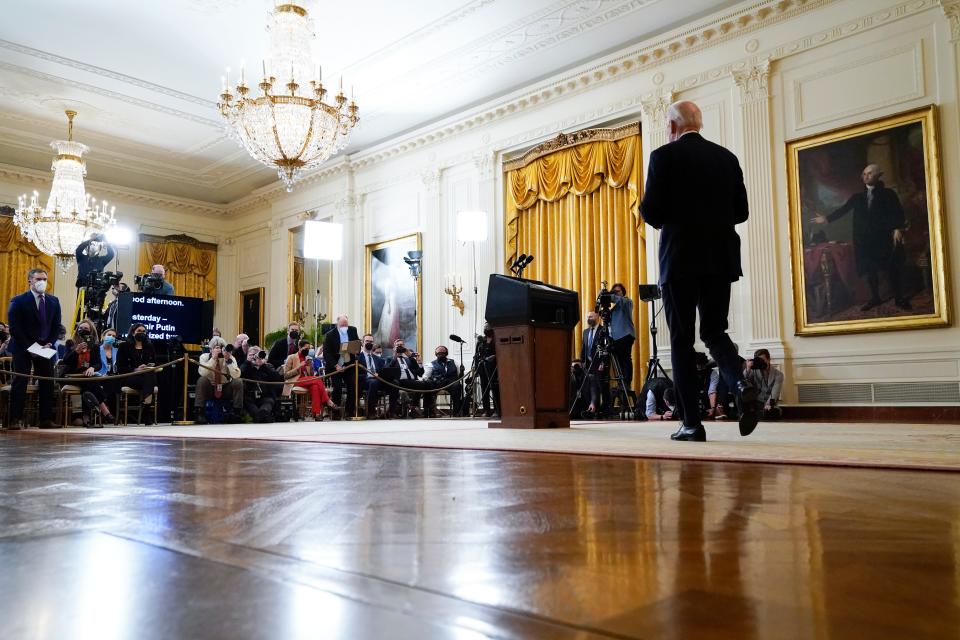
137;234;217;300
0;211;55;323
504;125;648;386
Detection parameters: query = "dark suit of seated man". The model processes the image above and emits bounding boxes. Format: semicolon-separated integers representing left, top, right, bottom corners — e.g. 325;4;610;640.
240;346;282;423
6;268;62;429
423;346;462;417
356;334;388;418
323;316;360;413
385;341;431;417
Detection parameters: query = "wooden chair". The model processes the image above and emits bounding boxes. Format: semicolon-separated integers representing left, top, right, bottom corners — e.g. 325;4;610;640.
118;386;159;425
59;384;83;428
290;387;309;421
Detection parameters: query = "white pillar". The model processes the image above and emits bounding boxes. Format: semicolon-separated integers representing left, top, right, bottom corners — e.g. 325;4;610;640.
640;92;673;356
420;168;443;353
732;60;784;359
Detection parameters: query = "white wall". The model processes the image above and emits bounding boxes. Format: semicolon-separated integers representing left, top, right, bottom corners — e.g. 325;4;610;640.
5;0;959;405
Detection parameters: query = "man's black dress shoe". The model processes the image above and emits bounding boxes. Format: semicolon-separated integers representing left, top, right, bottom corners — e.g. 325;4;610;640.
37;419;58;429
670;424;707;441
737;381;760;437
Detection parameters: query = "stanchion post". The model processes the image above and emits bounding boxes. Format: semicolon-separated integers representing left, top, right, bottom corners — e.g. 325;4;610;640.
173;351;195;425
349;362;365;421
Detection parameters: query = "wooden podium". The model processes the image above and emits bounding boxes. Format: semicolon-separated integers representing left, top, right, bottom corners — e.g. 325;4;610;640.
484;274;579;429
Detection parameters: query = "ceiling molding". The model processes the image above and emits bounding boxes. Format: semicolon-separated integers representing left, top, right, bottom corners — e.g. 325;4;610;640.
0;60;221;128
0;37;214;107
0;161;230;217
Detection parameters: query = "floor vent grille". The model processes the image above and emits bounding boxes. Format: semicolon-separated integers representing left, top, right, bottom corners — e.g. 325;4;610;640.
797;382;960;404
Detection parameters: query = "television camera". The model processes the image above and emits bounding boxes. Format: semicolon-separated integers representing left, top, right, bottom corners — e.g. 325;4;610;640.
80;270;123;332
135;272;165;292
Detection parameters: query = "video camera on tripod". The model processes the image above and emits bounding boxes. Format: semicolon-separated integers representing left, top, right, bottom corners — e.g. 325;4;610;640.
81;270;123;327
135;272;165;292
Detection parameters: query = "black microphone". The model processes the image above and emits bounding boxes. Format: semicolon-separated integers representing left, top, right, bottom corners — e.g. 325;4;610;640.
523;255;534;266
449;334;465;344
511;253;527;273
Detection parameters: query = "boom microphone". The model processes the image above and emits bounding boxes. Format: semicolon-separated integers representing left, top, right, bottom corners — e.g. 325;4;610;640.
449;334;466;344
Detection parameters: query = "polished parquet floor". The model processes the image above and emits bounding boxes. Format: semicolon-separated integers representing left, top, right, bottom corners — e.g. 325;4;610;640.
1;432;958;639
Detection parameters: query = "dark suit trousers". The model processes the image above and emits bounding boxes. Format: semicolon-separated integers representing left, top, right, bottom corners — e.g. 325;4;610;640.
10;352;55;422
661;277;743;427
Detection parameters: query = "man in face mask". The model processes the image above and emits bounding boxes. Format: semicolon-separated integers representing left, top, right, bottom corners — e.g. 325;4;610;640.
323;315;360;414
268;322;302;369
6;268;62;429
423;345;462;417
358;333;390;418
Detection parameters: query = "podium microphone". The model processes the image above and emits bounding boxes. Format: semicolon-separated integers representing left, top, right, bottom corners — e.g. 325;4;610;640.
449;334;466;344
523;255;534;267
510;254;527;274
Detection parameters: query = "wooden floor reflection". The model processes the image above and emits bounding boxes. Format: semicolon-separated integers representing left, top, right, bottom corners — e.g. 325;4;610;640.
1;432;957;639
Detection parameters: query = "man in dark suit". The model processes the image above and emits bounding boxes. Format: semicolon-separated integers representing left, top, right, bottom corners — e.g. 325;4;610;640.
811;163;909;310
357;334;388;418
323;315;360;414
267;322;302;369
6;268;62;429
384;339;430;417
423;345;462;418
639;100;759;442
574;311;607;416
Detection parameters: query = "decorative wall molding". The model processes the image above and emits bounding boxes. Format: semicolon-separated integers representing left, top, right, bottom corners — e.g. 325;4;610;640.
938;0;960;41
502;122;640;171
732;59;771;103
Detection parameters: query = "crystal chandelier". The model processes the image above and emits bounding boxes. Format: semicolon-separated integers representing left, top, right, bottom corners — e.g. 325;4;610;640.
218;2;359;192
15;110;117;272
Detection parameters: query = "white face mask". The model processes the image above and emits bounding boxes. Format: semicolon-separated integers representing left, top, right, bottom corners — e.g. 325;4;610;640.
34;279;47;293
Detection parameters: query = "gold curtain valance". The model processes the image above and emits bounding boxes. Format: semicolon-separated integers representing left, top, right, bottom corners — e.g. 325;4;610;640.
505;123;641;268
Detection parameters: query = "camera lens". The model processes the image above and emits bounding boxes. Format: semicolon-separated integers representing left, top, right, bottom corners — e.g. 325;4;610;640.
257;351;267;359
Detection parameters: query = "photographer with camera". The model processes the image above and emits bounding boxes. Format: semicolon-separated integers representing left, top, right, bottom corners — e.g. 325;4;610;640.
240;345;282;423
195;336;243;423
608;282;637;400
745;349;783;420
476;324;500;417
105;282;129;330
387;339;432;417
74;233;115;287
135;265;174;296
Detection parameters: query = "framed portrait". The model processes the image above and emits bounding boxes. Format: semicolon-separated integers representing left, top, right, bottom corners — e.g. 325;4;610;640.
365;233;422;356
238;287;265;346
787;105;949;335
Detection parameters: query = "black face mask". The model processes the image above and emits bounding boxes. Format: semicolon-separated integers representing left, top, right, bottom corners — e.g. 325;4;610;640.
0;331;8;342
300;348;310;357
134;333;146;342
289;331;300;340
436;353;447;361
78;328;90;336
364;342;374;351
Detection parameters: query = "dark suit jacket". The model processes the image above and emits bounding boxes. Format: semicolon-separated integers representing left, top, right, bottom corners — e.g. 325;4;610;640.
267;337;297;369
116;340;156;374
6;291;62;355
386;355;424;380
323;326;360;372
826;181;905;274
357;351;386;379
580;326;602;366
639;132;749;283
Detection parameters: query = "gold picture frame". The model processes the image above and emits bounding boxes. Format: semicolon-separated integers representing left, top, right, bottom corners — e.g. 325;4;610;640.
787;105;950;335
238;287;265;347
365;233;422;355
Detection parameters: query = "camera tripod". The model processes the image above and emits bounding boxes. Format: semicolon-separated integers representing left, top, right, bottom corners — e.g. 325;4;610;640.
644;298;670;384
570;324;635;418
461;338;499;417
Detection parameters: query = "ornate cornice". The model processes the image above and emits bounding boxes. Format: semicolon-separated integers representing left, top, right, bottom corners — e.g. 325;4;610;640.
640;92;675;125
0;161;230;217
472;149;497;181
420;168;442;193
503;122;639;172
940;0;960;42
139;232;218;250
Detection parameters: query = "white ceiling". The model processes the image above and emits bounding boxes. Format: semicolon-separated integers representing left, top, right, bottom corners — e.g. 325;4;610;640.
0;0;738;204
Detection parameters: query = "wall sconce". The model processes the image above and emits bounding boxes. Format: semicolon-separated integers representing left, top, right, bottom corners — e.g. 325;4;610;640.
444;274;465;315
403;250;423;280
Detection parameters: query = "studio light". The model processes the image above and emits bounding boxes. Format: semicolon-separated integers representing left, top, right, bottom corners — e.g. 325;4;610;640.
105;225;133;247
303;220;343;260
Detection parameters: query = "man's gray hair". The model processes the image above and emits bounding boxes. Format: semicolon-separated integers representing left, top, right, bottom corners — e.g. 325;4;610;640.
27;268;47;282
864;163;883;175
337;315;349;322
667;100;703;131
209;336;227;349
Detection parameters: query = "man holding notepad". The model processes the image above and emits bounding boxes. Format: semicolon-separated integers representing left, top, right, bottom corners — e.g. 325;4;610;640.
6;268;62;429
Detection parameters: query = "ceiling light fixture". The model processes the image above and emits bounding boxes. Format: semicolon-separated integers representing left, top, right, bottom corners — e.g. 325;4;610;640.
217;2;359;192
15;110;118;272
